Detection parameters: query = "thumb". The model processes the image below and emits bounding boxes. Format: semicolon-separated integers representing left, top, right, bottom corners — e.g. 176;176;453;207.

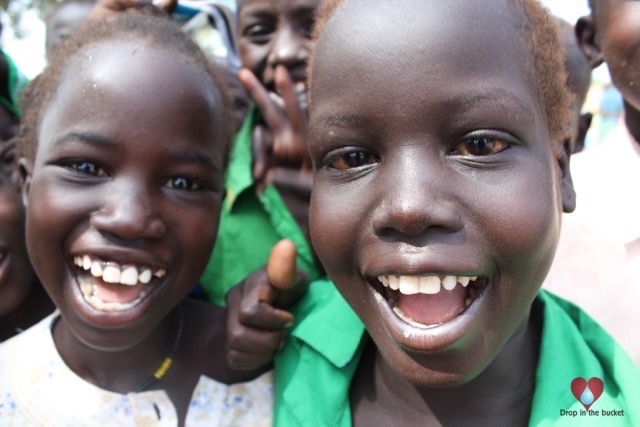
267;240;297;291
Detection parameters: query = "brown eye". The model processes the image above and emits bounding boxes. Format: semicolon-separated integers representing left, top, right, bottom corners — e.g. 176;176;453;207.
452;137;510;156
329;151;377;169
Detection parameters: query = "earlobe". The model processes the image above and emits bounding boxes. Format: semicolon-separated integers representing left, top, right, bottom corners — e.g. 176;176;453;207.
18;157;32;208
576;15;603;69
559;139;576;213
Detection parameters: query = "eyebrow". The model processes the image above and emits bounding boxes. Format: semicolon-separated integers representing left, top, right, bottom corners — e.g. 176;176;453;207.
171;150;218;170
54;131;219;170
313;88;536;130
451;88;537;120
241;4;316;19
54;131;117;148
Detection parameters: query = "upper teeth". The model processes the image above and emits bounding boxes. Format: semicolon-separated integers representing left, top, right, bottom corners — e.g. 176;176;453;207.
294;82;306;95
73;255;165;286
378;275;477;296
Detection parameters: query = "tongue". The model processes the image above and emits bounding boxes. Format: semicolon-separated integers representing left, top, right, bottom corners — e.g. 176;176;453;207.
397;285;468;326
92;279;145;304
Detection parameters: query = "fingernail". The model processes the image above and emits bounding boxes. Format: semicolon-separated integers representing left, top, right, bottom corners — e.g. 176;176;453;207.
283;321;294;329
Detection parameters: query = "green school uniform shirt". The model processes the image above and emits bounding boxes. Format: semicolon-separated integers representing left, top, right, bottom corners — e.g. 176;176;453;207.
0;51;28;118
200;107;320;306
274;283;640;427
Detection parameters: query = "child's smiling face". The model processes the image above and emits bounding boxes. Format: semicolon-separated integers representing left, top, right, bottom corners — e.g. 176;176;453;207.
237;0;319;109
592;0;640;110
309;0;572;385
24;40;225;349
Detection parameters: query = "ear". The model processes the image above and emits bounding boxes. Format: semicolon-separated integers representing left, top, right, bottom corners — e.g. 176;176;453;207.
573;112;593;154
559;138;576;213
18;157;32;208
576;15;603;69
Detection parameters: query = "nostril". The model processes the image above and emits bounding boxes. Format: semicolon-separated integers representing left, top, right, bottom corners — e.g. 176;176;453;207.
90;201;167;241
372;199;463;240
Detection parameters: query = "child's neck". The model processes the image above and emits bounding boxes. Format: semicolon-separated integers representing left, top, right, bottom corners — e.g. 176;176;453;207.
351;315;540;426
53;305;183;395
624;101;640;145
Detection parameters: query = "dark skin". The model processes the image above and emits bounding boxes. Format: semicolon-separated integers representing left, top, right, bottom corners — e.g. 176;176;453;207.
308;0;574;425
0;171;53;341
20;39;276;424
237;0;320;252
86;0;312;374
577;0;640;142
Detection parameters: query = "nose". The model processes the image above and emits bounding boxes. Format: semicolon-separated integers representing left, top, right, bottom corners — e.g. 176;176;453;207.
91;179;167;241
267;26;309;68
371;155;463;240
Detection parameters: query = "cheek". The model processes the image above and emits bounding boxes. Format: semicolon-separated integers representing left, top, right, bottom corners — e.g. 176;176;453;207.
602;14;640;105
171;203;220;276
310;183;362;276
239;42;264;71
478;167;561;283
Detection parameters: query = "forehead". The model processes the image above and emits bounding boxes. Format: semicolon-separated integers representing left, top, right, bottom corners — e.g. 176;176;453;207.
40;40;223;155
238;0;319;17
311;0;542;130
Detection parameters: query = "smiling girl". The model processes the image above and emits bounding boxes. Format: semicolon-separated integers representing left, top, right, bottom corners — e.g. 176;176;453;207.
0;13;278;425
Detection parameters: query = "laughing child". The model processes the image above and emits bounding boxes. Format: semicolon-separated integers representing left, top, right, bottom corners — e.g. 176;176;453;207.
198;0;323;307
267;0;640;425
0;13;290;425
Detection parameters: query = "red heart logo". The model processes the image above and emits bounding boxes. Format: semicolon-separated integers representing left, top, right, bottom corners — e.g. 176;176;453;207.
571;377;604;410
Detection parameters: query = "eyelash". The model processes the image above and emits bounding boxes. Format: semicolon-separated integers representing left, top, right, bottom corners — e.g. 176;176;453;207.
325;149;379;170
63;160;209;192
163;176;209;192
449;136;511;156
244;24;274;44
65;160;108;177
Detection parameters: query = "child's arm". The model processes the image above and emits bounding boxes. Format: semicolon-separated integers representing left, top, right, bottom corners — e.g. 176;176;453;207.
225;240;309;371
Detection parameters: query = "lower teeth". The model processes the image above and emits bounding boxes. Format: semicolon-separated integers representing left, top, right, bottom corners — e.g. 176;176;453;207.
392;306;441;329
78;275;145;312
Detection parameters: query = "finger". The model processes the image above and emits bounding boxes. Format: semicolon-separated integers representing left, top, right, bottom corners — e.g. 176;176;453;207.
227;327;285;355
236;271;295;329
238;299;294;330
251;125;273;186
227;349;277;371
238;68;287;133
153;0;176;12
267;239;297;291
274;65;307;136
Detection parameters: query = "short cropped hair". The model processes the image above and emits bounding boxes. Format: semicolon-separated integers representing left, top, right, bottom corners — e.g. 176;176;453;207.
19;13;233;164
310;0;573;157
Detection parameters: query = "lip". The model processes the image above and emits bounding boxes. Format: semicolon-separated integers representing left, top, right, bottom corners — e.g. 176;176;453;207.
362;258;491;353
368;276;489;353
66;248;171;328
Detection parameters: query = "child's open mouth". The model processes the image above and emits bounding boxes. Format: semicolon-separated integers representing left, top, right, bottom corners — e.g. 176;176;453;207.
373;275;488;328
269;81;308;110
72;255;166;312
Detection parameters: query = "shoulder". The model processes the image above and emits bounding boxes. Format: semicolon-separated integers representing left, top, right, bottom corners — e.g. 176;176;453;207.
532;291;640;424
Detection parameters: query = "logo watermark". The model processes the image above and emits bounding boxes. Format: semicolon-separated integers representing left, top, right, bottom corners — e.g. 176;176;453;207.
559;377;625;418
